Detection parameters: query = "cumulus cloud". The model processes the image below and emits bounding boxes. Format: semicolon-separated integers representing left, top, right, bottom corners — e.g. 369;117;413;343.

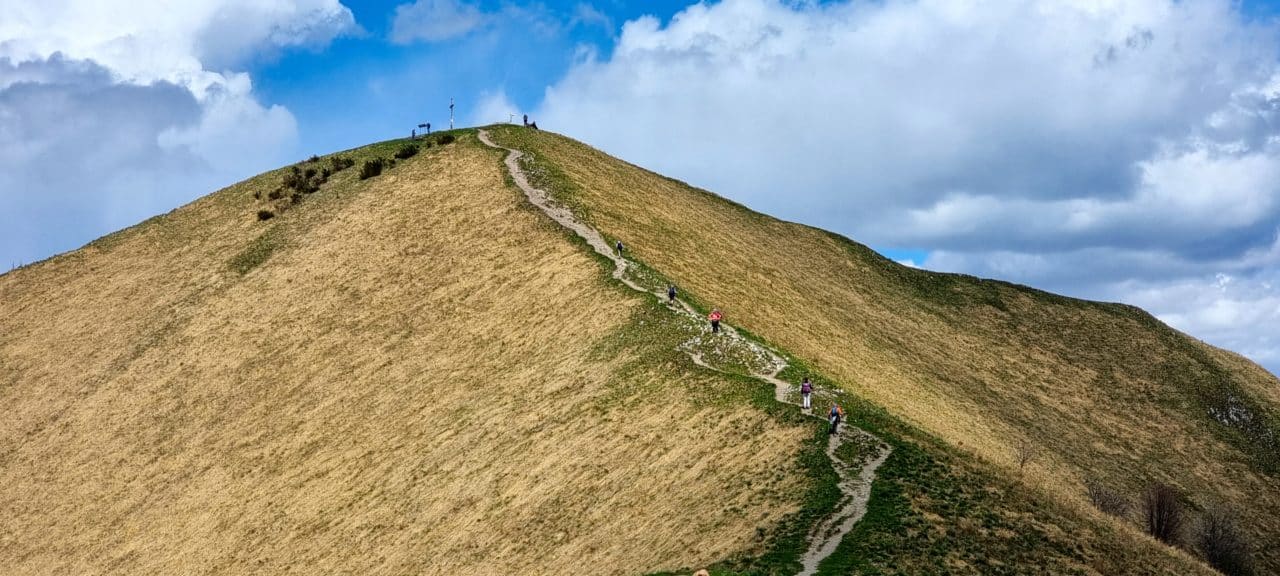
0;0;353;266
531;0;1280;372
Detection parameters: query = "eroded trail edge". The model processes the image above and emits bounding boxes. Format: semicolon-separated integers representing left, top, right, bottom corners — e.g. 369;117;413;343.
479;130;890;575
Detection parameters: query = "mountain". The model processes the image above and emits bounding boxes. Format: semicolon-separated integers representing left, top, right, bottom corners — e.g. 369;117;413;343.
1;126;1274;575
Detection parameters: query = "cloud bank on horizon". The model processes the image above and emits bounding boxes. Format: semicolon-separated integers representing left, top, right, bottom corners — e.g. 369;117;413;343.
0;0;355;268
528;0;1280;371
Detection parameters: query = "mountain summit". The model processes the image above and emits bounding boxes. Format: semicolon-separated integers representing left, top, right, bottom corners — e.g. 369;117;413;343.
2;127;1275;575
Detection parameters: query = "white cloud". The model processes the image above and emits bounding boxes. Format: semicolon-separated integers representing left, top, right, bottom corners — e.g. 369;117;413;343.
469;89;521;126
570;3;613;31
389;0;563;45
0;0;353;265
390;0;486;44
1116;271;1280;368
530;0;1280;372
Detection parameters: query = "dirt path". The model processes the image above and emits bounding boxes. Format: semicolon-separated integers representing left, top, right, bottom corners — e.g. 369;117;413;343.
479;130;890;575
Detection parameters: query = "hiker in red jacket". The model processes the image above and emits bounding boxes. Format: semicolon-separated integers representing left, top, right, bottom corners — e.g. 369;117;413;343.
708;309;723;333
801;377;813;410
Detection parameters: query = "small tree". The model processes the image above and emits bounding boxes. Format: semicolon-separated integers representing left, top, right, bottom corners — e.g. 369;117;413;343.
1197;505;1253;576
1145;483;1184;545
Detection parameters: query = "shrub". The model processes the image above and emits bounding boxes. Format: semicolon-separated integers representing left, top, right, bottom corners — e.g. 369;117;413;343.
1086;478;1130;518
253;190;262;200
1014;439;1036;473
307;154;320;163
304;167;317;179
1144;483;1184;545
330;156;355;172
267;189;283;200
359;159;384;180
394;143;419;159
438;134;456;145
321;167;331;179
256;210;275;221
1197;505;1253;576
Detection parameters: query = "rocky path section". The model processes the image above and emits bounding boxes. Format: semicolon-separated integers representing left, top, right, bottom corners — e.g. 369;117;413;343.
479;130;890;575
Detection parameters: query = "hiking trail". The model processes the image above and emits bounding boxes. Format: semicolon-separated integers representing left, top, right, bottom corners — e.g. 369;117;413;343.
479;130;891;575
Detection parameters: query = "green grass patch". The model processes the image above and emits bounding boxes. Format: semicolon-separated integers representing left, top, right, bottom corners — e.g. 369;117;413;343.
229;226;282;275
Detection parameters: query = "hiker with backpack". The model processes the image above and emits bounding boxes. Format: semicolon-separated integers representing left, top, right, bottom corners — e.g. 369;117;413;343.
667;284;677;305
708;309;723;333
801;377;813;410
828;403;844;435
615;239;624;257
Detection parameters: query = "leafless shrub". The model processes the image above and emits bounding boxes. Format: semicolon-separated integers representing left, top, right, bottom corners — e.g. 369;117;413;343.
1196;505;1253;576
1085;478;1130;518
1144;483;1184;546
1014;439;1036;473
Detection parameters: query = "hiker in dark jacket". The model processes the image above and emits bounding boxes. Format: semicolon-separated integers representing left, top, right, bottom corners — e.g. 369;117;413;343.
615;239;624;257
801;377;813;410
667;284;677;305
828;403;844;435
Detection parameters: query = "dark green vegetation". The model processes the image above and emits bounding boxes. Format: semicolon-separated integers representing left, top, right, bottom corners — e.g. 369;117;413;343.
394;143;419;159
358;158;387;179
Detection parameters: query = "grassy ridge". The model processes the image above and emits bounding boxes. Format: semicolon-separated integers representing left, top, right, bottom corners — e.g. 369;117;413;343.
0;131;818;575
488;124;1251;574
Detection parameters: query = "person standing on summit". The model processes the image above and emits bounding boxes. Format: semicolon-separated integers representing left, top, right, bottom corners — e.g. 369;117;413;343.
708;309;723;333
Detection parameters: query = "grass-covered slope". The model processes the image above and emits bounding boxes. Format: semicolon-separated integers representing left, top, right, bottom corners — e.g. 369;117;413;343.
0;133;817;575
489;125;1278;574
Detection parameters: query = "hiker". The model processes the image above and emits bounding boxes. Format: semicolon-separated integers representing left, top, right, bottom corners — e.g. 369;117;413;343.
411;128;416;139
615;239;624;257
530;121;539;130
801;377;813;410
828;403;844;435
667;284;677;305
523;114;529;127
708;309;723;333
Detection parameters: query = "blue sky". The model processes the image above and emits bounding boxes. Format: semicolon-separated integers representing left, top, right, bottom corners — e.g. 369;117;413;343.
3;0;1280;374
245;1;701;154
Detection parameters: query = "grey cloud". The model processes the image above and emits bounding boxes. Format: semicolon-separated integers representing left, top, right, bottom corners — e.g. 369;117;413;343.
0;55;291;267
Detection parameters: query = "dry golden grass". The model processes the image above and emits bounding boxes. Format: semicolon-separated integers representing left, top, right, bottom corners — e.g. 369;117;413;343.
0;136;809;575
490;125;1280;573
